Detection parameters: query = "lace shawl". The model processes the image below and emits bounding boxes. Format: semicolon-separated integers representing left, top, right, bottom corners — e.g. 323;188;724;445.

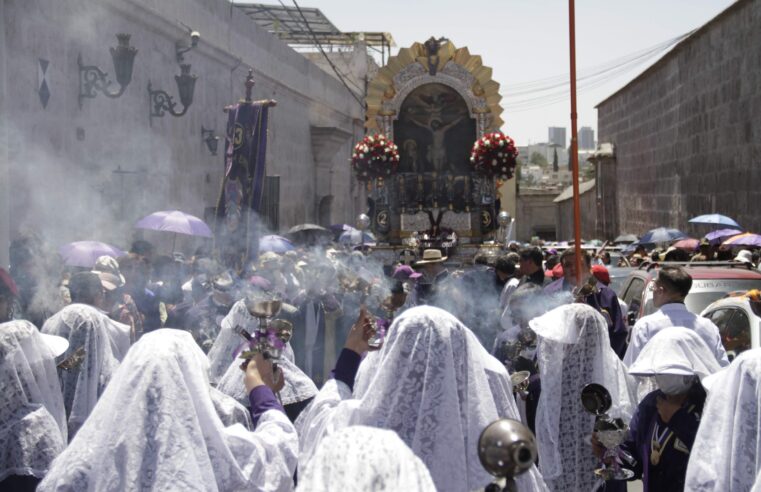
297;306;549;492
0;320;66;481
41;304;124;438
37;329;298;492
212;300;318;406
627;326;722;379
530;304;636;491
685;349;761;491
296;425;436;491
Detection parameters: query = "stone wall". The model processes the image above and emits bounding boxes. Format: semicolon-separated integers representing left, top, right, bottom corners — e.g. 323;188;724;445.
555;188;596;242
0;0;366;262
596;0;761;237
516;189;558;242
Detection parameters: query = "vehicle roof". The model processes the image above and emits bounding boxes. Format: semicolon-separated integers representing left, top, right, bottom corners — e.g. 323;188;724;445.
701;295;761;317
683;267;761;280
630;265;761;281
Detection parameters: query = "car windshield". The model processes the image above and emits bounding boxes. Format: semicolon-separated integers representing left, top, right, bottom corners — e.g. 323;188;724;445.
643;278;761;315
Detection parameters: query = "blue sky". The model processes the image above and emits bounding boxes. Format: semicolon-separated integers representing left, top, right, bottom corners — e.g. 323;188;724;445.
287;0;735;145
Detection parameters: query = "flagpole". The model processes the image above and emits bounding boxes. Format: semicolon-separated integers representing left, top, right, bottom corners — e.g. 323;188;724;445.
569;0;583;287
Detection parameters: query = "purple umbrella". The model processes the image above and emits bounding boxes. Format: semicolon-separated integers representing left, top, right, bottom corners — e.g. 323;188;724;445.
135;210;213;237
259;235;294;254
59;241;126;268
704;228;743;245
722;233;761;248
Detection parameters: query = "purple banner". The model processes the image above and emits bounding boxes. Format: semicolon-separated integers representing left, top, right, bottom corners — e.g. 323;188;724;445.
215;102;270;271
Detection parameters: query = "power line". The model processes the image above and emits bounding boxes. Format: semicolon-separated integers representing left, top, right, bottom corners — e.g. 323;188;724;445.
291;0;365;107
499;30;695;112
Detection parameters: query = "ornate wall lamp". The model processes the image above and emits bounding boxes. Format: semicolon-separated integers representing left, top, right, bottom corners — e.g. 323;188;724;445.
201;126;219;155
147;64;198;125
78;33;138;108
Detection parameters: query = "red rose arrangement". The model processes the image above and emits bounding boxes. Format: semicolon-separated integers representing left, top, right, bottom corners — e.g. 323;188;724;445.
351;134;400;182
470;131;518;180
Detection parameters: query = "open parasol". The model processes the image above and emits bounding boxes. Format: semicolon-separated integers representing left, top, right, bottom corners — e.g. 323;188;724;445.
722;233;761;248
689;214;741;229
59;241;126;268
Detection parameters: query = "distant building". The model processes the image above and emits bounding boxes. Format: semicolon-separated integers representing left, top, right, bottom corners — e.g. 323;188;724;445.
578;126;595;150
517;187;559;242
548;127;566;147
554;180;597;241
594;0;761;238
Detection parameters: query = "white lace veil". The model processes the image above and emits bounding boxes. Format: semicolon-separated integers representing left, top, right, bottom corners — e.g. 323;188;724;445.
298;306;548;492
296;425;436;491
37;329;298;492
212;300;318;406
685;348;761;491
207;300;247;383
209;387;253;430
0;320;66;481
41;304;124;438
530;303;636;490
628;326;722;378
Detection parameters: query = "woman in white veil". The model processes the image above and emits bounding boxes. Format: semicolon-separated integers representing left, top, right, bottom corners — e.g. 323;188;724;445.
685;348;761;491
296;425;436;491
297;305;548;492
210;299;318;421
0;320;67;491
529;303;636;492
38;329;298;492
42;303;125;438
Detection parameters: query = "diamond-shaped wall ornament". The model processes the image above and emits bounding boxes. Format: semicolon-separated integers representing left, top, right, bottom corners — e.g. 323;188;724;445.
38;58;50;108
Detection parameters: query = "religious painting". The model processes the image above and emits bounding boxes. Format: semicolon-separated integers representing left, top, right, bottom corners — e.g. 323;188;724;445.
394;83;476;175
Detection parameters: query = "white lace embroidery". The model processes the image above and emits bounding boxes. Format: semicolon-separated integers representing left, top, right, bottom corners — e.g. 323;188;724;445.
0;320;66;481
296;306;549;492
37;329;298;492
41;304;125;439
296;425;436;491
685;348;761;491
211;300;318;406
530;304;636;491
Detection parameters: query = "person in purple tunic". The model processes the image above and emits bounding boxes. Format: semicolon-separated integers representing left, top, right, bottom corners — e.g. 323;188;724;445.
544;249;628;358
594;327;721;492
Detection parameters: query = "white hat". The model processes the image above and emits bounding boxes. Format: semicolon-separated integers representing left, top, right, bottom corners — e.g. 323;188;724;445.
735;250;753;264
40;333;69;358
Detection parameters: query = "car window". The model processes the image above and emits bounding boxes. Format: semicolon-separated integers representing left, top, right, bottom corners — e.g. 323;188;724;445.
623;278;645;310
710;308;752;361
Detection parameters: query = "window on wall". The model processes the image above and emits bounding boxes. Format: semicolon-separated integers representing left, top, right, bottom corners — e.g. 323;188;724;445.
260;176;280;232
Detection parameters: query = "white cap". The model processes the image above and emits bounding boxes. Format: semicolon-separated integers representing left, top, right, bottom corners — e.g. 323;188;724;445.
39;333;69;357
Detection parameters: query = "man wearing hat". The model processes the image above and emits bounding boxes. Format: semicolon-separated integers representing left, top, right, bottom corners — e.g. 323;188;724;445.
690;238;714;262
414;249;450;305
92;256;144;342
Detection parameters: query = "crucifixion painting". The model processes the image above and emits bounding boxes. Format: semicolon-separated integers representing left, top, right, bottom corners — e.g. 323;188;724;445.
395;83;476;174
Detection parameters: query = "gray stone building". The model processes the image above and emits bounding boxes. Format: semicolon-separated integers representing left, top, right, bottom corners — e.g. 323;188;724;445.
595;0;761;240
516;187;558;242
554;179;596;242
0;0;372;263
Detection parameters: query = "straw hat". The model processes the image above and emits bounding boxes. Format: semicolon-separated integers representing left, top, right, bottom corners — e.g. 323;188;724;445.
415;249;447;265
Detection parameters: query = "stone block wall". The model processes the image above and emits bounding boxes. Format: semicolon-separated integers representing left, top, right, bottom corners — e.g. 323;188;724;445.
0;0;365;261
516;189;558;242
597;0;761;237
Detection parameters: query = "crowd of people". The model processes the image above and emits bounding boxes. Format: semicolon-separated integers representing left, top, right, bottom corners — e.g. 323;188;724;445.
1;231;759;491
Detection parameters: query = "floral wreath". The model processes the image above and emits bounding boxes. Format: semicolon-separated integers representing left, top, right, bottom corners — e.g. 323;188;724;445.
470;131;518;180
351;134;400;182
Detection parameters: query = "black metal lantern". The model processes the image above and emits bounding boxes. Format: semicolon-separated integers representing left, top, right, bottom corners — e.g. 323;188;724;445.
175;64;197;109
201;126;219;156
78;33;138;108
147;64;198;125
